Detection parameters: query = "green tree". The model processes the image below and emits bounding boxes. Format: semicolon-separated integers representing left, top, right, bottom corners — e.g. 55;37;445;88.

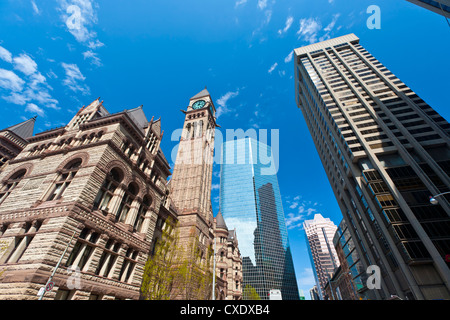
140;217;182;300
243;284;261;300
172;228;214;300
141;222;215;300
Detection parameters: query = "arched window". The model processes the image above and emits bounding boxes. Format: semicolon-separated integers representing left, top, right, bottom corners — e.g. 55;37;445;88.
185;123;192;139
0;169;27;205
198;120;203;137
193;122;198;138
115;183;138;223
134;195;152;232
46;159;82;201
93;168;123;211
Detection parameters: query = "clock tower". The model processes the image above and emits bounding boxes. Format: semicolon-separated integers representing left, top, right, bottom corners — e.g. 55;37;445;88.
169;88;219;276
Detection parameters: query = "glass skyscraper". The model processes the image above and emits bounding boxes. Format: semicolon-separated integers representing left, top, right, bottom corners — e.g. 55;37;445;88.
219;138;299;300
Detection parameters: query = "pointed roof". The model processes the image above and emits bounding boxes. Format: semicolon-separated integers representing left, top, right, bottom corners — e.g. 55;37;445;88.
2;117;36;139
215;211;228;230
190;87;210;100
126;105;148;131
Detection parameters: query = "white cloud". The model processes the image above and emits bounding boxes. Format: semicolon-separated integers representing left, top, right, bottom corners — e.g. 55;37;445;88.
61;62;90;95
0;48;59;111
298;267;317;288
25;103;45;117
284;51;293;63
82;50;102;66
0;46;13;63
257;0;267;10
284;196;320;230
3;92;28;105
278;16;294;35
297;17;321;43
211;184;220;190
0;69;25;92
58;0;99;43
289;202;298;209
235;0;247;7
13;54;38;76
319;14;341;42
216;89;239;118
87;39;104;50
324;13;340;32
58;0;104;66
286;213;305;230
268;62;278;74
31;0;40;15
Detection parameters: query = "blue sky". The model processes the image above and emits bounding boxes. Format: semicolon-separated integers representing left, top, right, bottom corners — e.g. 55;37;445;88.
0;0;449;299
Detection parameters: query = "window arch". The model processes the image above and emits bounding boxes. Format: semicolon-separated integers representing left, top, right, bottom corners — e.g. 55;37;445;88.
115;182;139;223
133;195;152;232
198;120;203;137
0;169;27;205
193;122;198;138
93;168;123;211
46;159;82;201
185;123;192;139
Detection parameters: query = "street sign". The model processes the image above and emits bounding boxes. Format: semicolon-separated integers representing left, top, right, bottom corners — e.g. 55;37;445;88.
269;289;282;300
45;281;54;292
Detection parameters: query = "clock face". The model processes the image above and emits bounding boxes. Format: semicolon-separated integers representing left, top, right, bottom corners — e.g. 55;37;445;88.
192;100;206;110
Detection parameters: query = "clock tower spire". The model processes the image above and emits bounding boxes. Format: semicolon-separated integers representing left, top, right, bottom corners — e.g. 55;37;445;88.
169;88;219;297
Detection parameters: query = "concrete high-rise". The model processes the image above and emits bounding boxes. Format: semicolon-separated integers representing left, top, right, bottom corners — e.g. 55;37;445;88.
294;34;450;300
303;214;340;299
220;138;299;300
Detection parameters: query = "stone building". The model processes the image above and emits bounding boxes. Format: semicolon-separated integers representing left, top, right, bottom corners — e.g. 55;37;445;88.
213;211;242;300
0;117;36;173
0;98;177;300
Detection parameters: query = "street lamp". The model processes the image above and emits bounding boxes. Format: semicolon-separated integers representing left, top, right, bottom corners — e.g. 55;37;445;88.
429;191;450;205
212;236;216;300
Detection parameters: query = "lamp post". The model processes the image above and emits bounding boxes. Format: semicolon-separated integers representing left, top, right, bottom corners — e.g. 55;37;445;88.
212;236;216;300
38;230;76;300
429;191;450;205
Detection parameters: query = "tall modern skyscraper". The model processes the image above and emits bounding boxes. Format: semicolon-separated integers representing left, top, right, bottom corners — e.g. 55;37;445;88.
220;138;299;300
303;214;340;299
406;0;450;18
294;34;450;300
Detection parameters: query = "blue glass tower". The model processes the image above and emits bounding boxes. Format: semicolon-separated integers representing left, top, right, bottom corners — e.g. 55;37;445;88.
219;138;299;300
